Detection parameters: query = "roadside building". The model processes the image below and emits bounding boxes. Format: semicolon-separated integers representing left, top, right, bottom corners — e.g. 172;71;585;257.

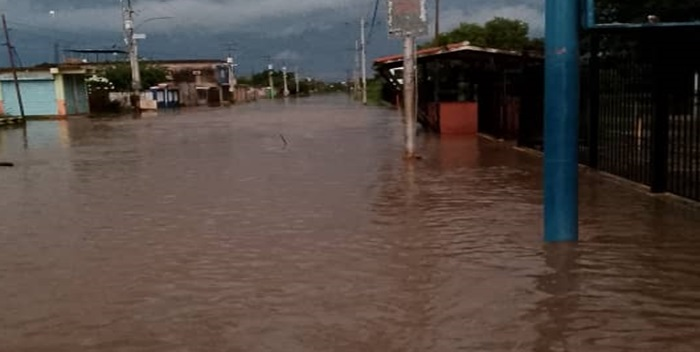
0;66;89;118
374;41;542;137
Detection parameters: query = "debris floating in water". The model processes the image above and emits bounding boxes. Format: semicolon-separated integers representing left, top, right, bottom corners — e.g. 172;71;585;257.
279;134;288;148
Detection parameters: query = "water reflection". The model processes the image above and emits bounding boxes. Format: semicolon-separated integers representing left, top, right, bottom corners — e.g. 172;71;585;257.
0;124;28;154
532;243;580;352
1;96;700;351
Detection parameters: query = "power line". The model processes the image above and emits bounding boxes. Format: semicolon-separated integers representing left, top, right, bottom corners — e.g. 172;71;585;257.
12;47;23;67
367;0;380;43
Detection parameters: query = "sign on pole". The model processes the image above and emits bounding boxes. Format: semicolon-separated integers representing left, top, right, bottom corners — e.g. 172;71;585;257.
387;0;428;37
386;0;425;159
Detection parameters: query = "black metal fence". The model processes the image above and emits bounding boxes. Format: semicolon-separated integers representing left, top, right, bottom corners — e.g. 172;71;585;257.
591;58;655;186
519;27;700;202
667;76;700;201
517;63;545;150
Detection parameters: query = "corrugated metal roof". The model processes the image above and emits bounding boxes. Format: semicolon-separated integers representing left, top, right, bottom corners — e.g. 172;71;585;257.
0;66;88;75
373;41;534;65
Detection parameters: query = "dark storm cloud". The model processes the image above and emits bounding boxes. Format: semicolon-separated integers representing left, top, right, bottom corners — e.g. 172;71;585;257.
0;0;544;79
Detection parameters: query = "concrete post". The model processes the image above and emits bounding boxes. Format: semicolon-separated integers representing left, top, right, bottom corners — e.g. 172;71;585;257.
361;17;368;105
403;35;417;158
124;0;141;114
268;64;275;99
282;66;290;97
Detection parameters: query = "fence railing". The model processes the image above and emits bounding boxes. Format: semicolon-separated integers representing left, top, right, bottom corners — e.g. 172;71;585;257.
518;29;700;202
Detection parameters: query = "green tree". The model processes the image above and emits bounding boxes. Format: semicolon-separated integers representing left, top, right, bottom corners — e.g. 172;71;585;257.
102;63;168;91
140;65;168;89
420;17;541;52
444;23;487;46
483;17;530;51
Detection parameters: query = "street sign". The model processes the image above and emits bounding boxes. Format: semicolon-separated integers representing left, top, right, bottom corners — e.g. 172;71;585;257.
387;0;428;37
133;33;147;40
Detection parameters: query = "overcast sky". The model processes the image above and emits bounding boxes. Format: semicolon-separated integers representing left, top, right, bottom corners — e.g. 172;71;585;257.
0;0;544;80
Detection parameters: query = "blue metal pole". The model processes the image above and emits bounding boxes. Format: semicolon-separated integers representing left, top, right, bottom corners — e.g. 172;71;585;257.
544;0;580;242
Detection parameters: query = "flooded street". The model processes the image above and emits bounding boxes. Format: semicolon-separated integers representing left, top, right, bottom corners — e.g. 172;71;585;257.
1;95;700;351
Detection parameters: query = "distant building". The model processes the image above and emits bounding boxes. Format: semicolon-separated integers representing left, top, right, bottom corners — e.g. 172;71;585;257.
0;66;89;117
85;60;235;106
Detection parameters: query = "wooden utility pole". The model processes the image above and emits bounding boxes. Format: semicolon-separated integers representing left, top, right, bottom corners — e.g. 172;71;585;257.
403;35;417;158
123;0;141;114
2;14;25;119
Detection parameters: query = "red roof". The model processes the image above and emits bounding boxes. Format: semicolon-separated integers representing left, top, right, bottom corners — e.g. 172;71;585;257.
373;41;526;65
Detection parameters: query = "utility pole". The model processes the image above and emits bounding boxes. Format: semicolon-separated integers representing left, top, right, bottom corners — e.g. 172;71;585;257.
354;39;360;100
360;17;368;105
225;43;237;103
434;0;440;43
227;55;236;103
346;69;352;95
50;11;60;64
54;43;60;64
2;14;25;119
282;66;290;97
294;67;300;95
268;63;275;99
123;0;141;114
403;35;417;158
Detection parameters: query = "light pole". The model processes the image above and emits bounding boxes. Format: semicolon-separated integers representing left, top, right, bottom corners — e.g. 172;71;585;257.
435;0;440;43
282;66;290;97
360;17;368;105
227;56;237;103
344;20;367;102
295;67;300;95
49;10;60;64
268;63;275;99
354;40;360;100
122;0;141;114
122;4;174;114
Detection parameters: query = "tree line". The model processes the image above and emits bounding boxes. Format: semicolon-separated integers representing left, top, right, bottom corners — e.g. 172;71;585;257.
421;0;699;53
419;17;544;52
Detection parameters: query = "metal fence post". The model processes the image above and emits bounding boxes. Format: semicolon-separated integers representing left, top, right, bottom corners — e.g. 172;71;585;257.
651;45;670;194
588;34;600;169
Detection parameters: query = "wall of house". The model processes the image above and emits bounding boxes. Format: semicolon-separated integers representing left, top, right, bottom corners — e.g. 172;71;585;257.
0;79;57;116
0;71;89;117
54;74;66;115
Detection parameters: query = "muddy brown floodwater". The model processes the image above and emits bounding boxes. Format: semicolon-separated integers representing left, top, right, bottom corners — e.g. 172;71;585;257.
1;95;700;352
